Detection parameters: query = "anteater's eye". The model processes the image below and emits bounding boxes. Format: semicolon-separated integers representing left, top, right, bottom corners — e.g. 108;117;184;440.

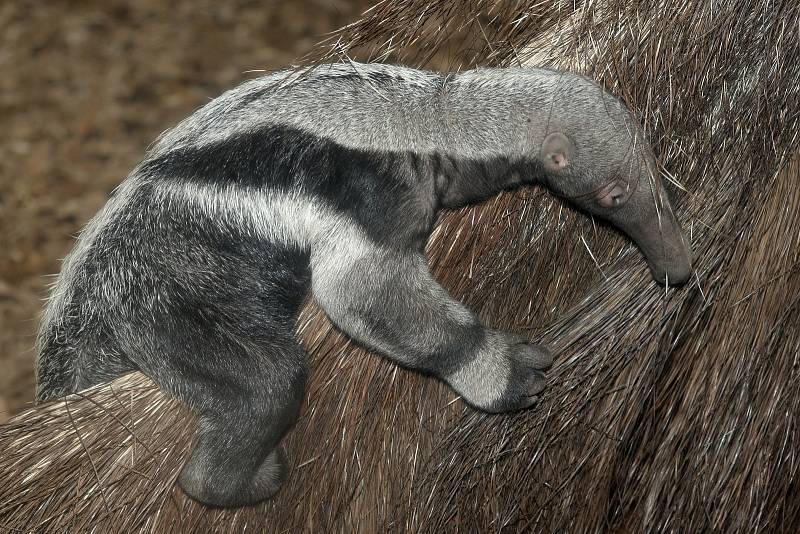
597;180;631;209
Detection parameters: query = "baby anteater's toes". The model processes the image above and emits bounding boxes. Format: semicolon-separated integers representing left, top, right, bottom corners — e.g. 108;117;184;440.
514;341;553;371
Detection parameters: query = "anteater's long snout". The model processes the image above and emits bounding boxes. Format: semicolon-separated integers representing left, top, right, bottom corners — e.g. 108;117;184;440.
611;185;693;286
630;212;693;286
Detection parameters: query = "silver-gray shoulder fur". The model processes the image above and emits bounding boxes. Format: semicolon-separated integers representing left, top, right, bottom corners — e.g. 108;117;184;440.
36;62;693;507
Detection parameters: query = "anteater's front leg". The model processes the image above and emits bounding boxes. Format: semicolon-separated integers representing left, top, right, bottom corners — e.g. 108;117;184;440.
311;243;552;412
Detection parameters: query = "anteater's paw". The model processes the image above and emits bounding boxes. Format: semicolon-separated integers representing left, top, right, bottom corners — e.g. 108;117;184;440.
446;331;553;413
179;447;286;507
505;334;553;371
486;334;552;412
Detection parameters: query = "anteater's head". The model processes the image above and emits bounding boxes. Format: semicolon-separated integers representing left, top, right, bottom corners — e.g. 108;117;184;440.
534;76;693;286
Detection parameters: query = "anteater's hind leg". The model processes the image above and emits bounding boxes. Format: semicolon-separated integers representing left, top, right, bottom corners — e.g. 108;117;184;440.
140;323;308;507
174;332;307;507
124;241;311;507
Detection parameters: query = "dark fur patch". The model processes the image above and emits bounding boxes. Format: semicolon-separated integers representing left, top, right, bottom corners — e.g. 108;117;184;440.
140;126;535;244
140;126;432;245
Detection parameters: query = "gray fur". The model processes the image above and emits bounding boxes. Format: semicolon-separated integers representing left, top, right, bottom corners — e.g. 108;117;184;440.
36;62;692;507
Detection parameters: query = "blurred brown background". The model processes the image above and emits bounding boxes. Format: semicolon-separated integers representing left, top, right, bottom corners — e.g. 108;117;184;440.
0;0;373;419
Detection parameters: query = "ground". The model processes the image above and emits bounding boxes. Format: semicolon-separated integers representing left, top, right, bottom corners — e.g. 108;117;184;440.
0;0;371;419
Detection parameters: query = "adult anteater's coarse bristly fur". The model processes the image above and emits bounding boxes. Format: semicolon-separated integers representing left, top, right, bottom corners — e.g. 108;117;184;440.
2;1;800;532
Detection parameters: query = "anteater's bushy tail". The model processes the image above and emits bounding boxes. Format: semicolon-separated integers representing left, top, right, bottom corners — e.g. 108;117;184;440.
34;334;78;402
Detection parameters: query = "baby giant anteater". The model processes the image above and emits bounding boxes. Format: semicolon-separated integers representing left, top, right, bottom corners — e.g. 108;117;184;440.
36;62;693;507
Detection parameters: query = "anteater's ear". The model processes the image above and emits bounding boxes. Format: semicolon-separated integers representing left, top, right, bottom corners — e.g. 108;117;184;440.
541;132;576;172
